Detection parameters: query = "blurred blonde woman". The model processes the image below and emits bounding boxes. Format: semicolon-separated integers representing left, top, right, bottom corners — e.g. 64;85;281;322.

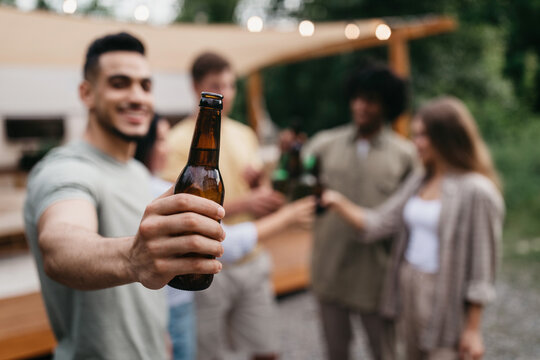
322;97;504;360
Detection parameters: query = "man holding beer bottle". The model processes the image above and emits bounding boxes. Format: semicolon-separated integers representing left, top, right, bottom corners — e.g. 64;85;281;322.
162;52;284;360
24;33;225;360
303;63;417;360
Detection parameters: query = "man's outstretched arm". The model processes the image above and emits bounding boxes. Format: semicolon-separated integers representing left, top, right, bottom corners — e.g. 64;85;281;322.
38;188;225;290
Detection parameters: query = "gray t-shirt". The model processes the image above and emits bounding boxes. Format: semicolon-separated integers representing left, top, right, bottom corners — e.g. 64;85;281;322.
24;140;168;360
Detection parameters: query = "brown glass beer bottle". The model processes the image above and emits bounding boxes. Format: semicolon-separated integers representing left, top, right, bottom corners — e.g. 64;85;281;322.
168;92;225;291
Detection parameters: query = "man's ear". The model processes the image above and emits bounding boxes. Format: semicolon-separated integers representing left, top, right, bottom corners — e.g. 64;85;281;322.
79;80;95;109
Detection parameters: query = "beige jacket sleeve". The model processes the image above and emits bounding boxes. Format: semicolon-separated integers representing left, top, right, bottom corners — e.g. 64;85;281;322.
360;173;422;243
464;185;504;304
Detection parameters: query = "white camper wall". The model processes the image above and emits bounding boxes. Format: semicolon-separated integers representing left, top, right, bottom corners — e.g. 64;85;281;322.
0;66;194;169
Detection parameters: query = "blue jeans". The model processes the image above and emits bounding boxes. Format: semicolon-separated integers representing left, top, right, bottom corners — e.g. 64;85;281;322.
168;301;196;360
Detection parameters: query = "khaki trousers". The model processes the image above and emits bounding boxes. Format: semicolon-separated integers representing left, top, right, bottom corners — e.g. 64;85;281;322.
318;299;396;360
195;252;278;360
397;261;458;360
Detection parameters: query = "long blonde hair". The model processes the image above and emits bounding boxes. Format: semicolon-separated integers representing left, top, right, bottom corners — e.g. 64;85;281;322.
417;96;501;190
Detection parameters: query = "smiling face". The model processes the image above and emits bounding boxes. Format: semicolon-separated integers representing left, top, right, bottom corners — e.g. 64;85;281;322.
82;51;154;142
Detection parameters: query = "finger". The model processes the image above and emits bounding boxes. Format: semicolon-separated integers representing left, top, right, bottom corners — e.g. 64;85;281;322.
254;197;282;211
158;257;223;277
300;195;316;203
458;342;465;360
270;190;286;201
321;190;339;207
266;194;286;208
147;234;224;258
158;212;226;240
472;349;484;360
297;222;313;230
252;206;273;217
296;206;315;218
297;217;314;228
459;345;469;360
320;192;331;207
152;193;225;219
255;202;281;215
296;196;316;208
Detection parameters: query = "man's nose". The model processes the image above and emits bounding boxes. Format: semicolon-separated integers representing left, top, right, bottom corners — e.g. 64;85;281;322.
128;84;150;103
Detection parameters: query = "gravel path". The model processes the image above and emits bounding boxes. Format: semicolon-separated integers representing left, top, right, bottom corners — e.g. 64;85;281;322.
275;260;540;360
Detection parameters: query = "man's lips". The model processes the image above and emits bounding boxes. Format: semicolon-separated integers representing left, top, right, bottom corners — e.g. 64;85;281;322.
118;108;150;124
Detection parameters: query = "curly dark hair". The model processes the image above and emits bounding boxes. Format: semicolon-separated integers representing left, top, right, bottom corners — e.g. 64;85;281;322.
346;63;409;123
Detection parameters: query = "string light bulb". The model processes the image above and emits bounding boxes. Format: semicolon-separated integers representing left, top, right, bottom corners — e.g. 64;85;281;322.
344;23;360;40
298;20;315;37
247;16;264;32
62;0;77;14
375;23;391;40
134;4;150;22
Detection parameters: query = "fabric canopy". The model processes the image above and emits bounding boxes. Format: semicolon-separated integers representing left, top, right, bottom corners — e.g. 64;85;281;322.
0;7;455;75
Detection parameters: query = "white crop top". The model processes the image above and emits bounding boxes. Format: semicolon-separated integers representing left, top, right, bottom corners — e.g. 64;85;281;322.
403;195;442;273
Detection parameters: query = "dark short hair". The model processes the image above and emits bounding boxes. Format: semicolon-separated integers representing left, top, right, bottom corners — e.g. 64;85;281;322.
191;52;231;83
84;32;145;81
346;63;408;122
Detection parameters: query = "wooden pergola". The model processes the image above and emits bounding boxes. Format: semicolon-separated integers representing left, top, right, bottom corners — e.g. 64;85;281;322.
243;16;457;137
0;7;456;135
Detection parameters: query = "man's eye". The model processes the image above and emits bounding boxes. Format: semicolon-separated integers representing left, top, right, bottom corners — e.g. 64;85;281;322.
110;79;129;88
141;80;152;92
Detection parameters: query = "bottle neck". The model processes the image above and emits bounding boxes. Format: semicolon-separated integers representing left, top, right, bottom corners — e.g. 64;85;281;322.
187;107;221;167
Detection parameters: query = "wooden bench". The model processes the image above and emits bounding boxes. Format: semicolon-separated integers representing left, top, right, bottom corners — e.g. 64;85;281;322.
0;292;56;360
264;228;312;295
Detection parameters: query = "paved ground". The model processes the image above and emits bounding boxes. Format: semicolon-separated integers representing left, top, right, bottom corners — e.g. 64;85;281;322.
26;258;540;360
275;259;540;360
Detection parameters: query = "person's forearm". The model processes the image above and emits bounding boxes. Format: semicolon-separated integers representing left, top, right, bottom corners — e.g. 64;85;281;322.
255;209;291;242
332;195;366;230
39;223;135;290
465;303;483;331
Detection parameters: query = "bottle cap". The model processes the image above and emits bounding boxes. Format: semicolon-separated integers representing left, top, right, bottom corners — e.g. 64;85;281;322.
200;92;223;109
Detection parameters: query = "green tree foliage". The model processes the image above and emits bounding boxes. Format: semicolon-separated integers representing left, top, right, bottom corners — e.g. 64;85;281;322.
503;0;540;111
262;0;523;137
82;0;111;17
176;0;240;23
493;118;540;242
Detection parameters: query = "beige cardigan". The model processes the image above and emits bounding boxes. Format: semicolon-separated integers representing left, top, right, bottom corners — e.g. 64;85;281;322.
361;171;504;350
